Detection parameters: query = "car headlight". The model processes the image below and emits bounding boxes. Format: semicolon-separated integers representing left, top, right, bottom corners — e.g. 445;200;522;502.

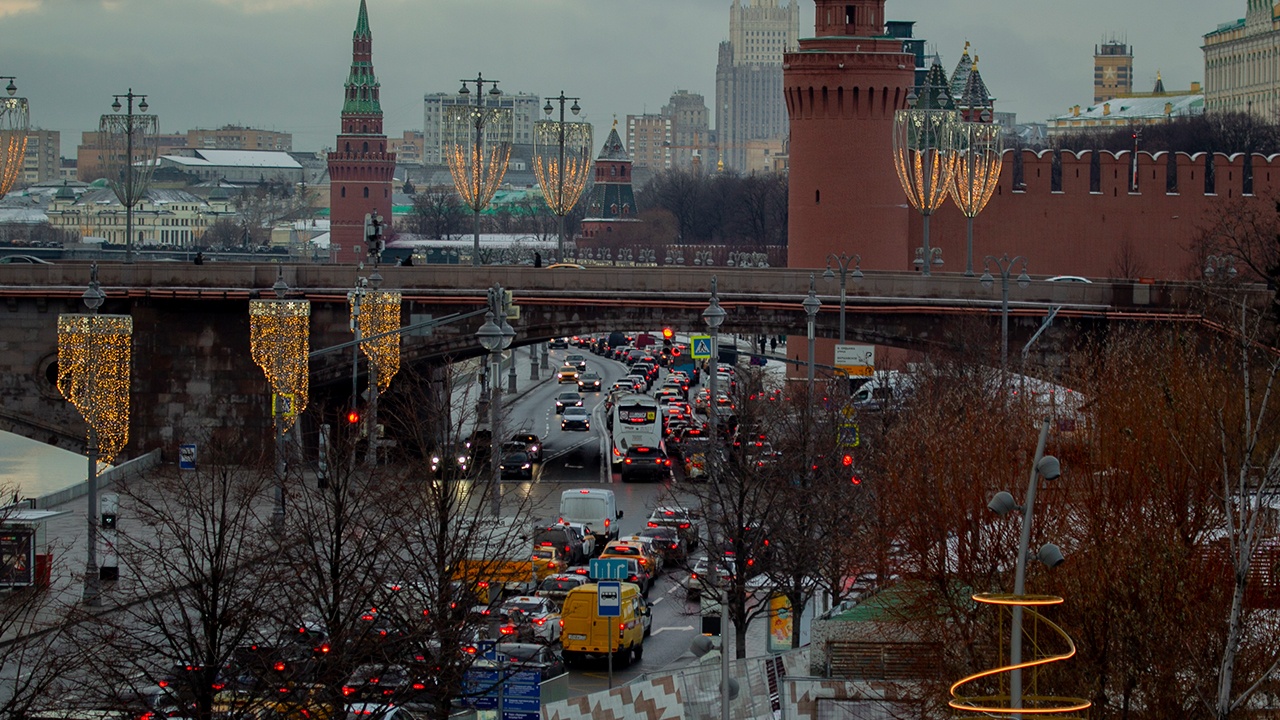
521;463;532;469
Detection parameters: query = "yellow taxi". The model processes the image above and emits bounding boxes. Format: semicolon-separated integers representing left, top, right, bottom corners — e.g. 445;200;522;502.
558;365;580;383
599;539;658;576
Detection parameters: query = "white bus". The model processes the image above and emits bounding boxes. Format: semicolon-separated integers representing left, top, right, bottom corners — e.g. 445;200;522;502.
610;393;664;470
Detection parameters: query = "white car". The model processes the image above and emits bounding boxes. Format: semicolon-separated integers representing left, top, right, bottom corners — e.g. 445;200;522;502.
558;521;596;557
1046;275;1092;283
500;595;562;644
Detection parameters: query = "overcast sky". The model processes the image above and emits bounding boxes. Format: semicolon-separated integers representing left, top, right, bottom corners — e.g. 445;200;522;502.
2;0;1232;154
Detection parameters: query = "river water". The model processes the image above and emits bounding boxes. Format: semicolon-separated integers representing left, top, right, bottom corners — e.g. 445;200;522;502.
0;429;93;501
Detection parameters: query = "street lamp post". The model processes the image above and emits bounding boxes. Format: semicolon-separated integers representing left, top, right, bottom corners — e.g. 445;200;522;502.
0;76;30;198
822;253;863;343
80;269;106;605
700;278;730;720
534;92;592;262
102;90;158;264
447;74;512;267
1205;254;1239;280
979;254;1030;375
476;285;515;517
986;419;1065;719
802;274;821;392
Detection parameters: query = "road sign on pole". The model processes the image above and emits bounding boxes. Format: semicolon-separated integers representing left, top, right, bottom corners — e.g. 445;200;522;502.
589;557;631;580
834;344;875;377
178;444;197;471
597;581;622;617
690;335;712;360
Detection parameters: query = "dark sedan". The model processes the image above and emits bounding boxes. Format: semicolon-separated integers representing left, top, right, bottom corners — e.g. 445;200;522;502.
499;451;535;479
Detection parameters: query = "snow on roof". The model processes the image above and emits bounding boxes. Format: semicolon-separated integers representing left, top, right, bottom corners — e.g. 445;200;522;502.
160;149;302;169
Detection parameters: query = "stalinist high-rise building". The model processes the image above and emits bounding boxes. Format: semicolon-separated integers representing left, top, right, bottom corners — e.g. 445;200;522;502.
715;0;799;173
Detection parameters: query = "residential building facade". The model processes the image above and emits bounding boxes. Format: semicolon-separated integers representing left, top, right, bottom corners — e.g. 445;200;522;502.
21;129;59;185
626;114;672;171
661;90;711;172
422;91;539;165
715;0;799;172
186;125;292;151
45;186;232;247
1204;0;1280;120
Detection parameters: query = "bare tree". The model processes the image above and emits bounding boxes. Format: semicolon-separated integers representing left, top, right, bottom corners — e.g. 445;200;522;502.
75;433;280;720
407;187;467;240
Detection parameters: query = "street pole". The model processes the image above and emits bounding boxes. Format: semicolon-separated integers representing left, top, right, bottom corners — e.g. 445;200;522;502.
79;268;106;606
803;274;821;393
700;278;730;720
824;253;862;344
979;254;1029;378
1010;419;1051;719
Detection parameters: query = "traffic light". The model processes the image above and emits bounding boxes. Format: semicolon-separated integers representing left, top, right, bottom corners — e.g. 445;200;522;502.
671;346;681;358
662;327;674;340
347;408;361;426
841;453;854;467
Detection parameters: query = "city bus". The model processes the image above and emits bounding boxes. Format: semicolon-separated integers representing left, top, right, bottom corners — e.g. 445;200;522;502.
610;393;663;470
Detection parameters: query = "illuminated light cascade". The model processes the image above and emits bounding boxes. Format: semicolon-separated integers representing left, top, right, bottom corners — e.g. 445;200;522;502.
249;298;311;432
0;77;30;196
57;314;133;463
352;289;401;391
950;120;1003;276
444;76;513;267
532;121;592;214
892;59;959;276
948;592;1091;717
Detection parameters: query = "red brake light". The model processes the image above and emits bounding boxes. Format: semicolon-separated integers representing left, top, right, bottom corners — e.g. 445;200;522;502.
500;626;516;635
342;687;356;697
679;523;690;529
274;661;287;672
579;489;590;493
413;683;427;691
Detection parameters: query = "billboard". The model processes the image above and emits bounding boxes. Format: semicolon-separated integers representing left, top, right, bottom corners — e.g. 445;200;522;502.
0;528;35;587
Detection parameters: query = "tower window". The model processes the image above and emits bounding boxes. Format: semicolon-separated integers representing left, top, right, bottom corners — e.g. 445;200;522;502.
341;187;346;198
363;187;369;198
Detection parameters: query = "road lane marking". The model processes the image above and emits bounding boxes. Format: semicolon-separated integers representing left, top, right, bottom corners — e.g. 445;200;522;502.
650;597;664;605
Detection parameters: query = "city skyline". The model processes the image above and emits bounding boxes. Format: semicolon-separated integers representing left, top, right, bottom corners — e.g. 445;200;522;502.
2;0;1228;155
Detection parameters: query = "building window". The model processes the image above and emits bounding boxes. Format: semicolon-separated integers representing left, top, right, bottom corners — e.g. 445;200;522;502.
363;187;370;198
341;187;346;198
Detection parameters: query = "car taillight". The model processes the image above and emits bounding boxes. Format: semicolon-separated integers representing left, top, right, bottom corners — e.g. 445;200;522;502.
679;523;690;529
412;682;426;691
604;518;610;528
212;682;225;691
274;661;287;672
534;618;546;625
500;626;516;635
319;643;331;654
625;459;632;465
671;543;679;549
647;522;658;527
157;680;169;688
342;687;355;697
559;619;564;627
548;562;557;569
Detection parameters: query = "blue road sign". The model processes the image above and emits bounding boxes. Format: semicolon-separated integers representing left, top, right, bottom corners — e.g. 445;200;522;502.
589;557;631;580
178;443;197;471
598;580;622;618
690;335;712;360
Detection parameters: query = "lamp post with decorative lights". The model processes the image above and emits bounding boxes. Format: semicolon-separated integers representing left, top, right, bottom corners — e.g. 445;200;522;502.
101;90;158;264
0;76;29;198
476;285;516;517
950;121;1003;276
534;92;593;262
57;264;133;605
446;74;512;267
893;60;959;277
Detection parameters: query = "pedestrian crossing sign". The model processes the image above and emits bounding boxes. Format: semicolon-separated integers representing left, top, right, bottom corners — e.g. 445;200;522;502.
690;335;712;359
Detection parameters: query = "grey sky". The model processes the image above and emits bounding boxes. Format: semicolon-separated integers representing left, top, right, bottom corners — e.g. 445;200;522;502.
2;0;1232;154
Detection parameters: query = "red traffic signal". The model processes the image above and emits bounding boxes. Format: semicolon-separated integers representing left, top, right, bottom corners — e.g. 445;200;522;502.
851;475;862;485
662;327;674;340
346;410;361;425
841;454;854;467
671;347;681;357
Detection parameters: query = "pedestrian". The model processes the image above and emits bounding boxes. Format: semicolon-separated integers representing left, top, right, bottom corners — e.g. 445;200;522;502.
193;251;204;265
770;337;777;352
534;251;543;268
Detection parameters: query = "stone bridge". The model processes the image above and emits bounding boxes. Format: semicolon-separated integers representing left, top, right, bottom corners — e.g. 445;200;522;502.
0;262;1259;459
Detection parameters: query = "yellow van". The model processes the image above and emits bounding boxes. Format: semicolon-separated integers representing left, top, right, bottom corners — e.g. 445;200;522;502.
560;581;647;667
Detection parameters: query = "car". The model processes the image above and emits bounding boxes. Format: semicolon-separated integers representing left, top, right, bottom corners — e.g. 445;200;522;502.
621;445;673;482
488;608;537;643
599;540;659;577
545;263;585;270
565;353;588;372
554;391;583;414
557;366;580;383
536;573;589;604
341;664;413;704
534;524;585;565
344;704;422;720
638;525;688;566
685;555;735;602
499;451;535;479
577;373;603;392
532;545;568;578
616;534;666;573
561;405;591;431
1046;275;1092;283
508;432;543;462
625;373;652;391
0;254;53;264
549;337;569;348
557;521;596;557
646;506;699;548
499;596;562;643
473;643;567;681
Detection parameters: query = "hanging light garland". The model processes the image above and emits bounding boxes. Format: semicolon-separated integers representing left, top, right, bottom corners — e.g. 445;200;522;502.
0;90;31;197
950;121;1004;276
249;298;310;432
352;289;401;392
57;314;133;463
445;128;512;212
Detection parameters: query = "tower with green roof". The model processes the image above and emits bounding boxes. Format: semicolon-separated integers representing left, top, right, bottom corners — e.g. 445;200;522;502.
580;121;641;242
327;0;396;264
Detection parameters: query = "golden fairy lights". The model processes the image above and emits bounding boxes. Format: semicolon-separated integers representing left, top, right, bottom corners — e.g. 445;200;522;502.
950;121;1004;218
352;290;401;392
533;121;593;216
891;109;960;215
949;592;1091;716
444;104;513;213
249;299;310;432
0;96;30;197
57;314;133;463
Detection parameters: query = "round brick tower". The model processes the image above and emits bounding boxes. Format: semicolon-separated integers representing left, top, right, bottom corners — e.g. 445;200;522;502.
784;0;915;270
327;0;395;265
